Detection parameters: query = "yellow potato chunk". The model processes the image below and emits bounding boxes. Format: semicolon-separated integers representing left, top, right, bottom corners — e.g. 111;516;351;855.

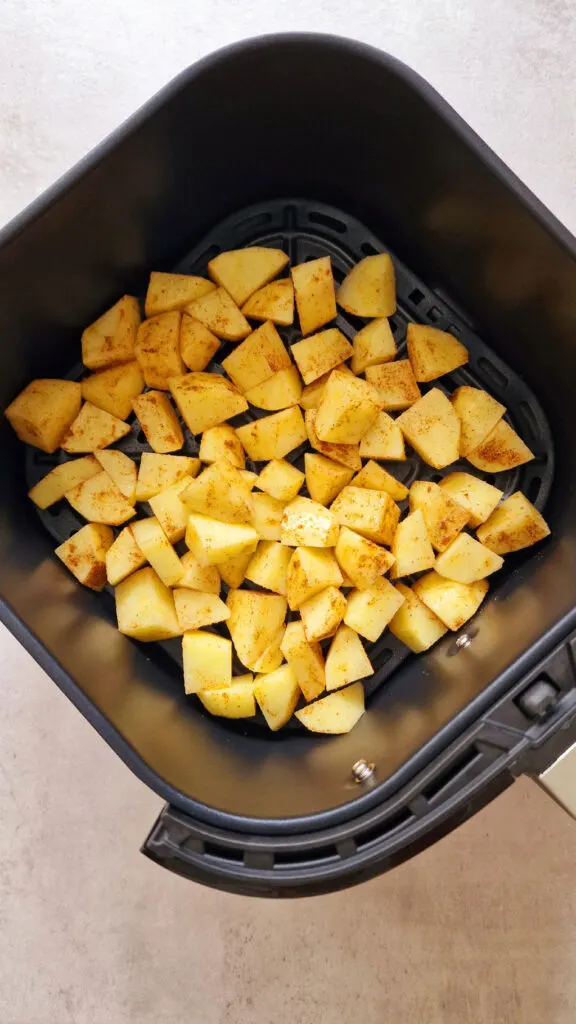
451;386;506;457
105;526;146;586
390;509;435;579
81;361;145;421
226;589;287;671
66;470;135;526
208;247;289;306
305;408;362;471
359;411;406;460
81;295;140;370
251;493;286;541
145;272;215;318
251;629;286;674
396;388;461;469
61;401;130;453
409;480;469;551
466;419;534;473
148;478;191;542
198;425;245;469
115;566;180;641
299;363;354;411
185;287;251;341
55;523;114;591
406;323;468;382
350;461;408;502
183;631;232;693
351;317;397;374
245;540;293;596
304;453;354;506
315;369;381;444
257;459;304;502
181;460;253;525
325;625;373;690
344;576;406;642
179;550;220;594
185;514;258;567
169;372;248;435
94;449;137;503
242;278;294;325
388;583;448;652
291;256;337;336
173;588;229;632
6;379;82;453
239;470;258;490
291;328;353;385
198;676;256;719
135;311;185;390
29;455;100;509
413;571;488;631
280;621;325;702
235;406;306;462
300;586;346;643
180;315;220;372
296;681;365;734
435;533;504;583
222;320;291;392
286;547;343;610
330;486;400;546
281;496;340;548
439;472;502;528
135;453;199;502
337;254;396;318
476;491;551;554
131;516;183;587
132;391;184;454
254;664;300;731
217;549;254;589
335;526;395;590
365;359;421;411
244;366;302;411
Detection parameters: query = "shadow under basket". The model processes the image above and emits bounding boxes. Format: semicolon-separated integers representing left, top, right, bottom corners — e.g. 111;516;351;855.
1;34;575;896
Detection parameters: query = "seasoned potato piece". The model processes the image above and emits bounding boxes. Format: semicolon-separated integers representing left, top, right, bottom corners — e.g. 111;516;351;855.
438;472;503;528
135;453;199;502
81;361;145;421
198;676;256;719
251;492;286;540
412;571;488;631
331;486;400;546
29;455;100;509
281;496;340;547
66;470;135;526
300;586;346;643
291;328;353;385
145;272;215;317
105;526;146;586
179;550;220;594
208;247;289;306
299;363;354;411
296;681;365;734
359;411;406;460
245;540;293;596
467;419;534;472
226;589;287;671
81;295;140;370
335;526;395;590
148;478;191;542
185;514;259;567
199;425;245;469
185;287;251;341
61;402;130;453
435;533;504;583
305;409;362;471
55;523;114;591
304;453;354;506
173;588;229;632
236;406;306;462
325;625;373;690
365;360;421;411
181;460;253;525
180;315;220;372
345;576;406;642
242;278;294;325
244;366;302;411
254;665;300;731
351;461;408;502
94;449;137;503
397;388;460;469
315;369;381;444
407;323;468;382
409;480;469;551
292;256;337;336
286;547;343;611
351;317;397;374
337;254;396;318
390;509;435;578
169;372;248;435
476;491;550;554
389;583;448;652
451;386;506;456
183;631;232;693
6;379;82;453
135;311;185;389
131;516;183;587
280;621;325;702
133;391;184;454
257;459;304;502
217;549;254;589
251;629;286;674
222;320;291;393
115;566;180;641
239;470;258;490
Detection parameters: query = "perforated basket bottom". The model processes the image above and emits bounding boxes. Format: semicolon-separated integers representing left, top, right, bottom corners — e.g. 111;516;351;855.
26;199;554;735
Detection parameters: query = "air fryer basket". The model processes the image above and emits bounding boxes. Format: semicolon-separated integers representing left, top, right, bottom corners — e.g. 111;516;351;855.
1;35;575;896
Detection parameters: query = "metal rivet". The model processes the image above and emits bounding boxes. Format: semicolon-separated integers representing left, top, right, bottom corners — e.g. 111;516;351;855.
455;634;472;649
352;759;375;783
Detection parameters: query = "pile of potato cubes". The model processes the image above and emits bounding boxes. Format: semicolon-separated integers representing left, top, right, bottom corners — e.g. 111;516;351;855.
6;242;550;734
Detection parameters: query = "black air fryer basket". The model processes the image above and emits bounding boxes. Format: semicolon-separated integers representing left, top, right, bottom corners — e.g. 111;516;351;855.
1;35;575;897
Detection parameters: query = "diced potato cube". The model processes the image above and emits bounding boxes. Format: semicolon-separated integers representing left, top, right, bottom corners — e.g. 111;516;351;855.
145;272;215;318
396;388;460;469
61;402;130;453
135;311;185;389
337;254;396;318
251;629;286;674
257;459;304;502
304;453;354;506
344;576;406;642
245;540;293;596
242;279;294;325
180;315;220;372
183;631;232;693
467;419;534;472
435;533;504;583
81;296;140;370
291;256;337;336
198;676;256;719
186;514;259;567
291;328;353;384
148;478;191;542
305;409;362;471
179;550;220;594
451;386;506;456
181;460;253;525
350;460;408;502
244;366;302;410
439;472;503;528
217;549;254;589
299;363;354;411
280;621;325;702
135;453;200;502
131;516;183;587
300;586;346;643
251;493;285;541
295;682;365;734
55;523;114;591
235;406;306;461
173;588;230;632
105;526;146;585
359;411;406;460
281;496;340;547
81;361;145;421
132;391;184;454
94;449;137;503
115;566;180;641
208;247;289;306
335;526;395;590
254;664;300;731
199;425;245;469
185;287;251;341
409;480;469;551
240;470;258;490
407;323;468;381
325;625;373;690
388;583;448;652
351;317;397;374
286;547;343;611
6;379;82;453
169;372;248;435
390;509;435;578
222;320;290;393
66;470;135;526
365;360;421;411
412;571;488;631
226;589;287;671
315;369;381;444
476;491;551;554
330;486;400;546
29;455;100;509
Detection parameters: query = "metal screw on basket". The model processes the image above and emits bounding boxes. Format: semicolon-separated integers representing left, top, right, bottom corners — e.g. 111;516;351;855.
352;759;375;783
455;634;472;650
